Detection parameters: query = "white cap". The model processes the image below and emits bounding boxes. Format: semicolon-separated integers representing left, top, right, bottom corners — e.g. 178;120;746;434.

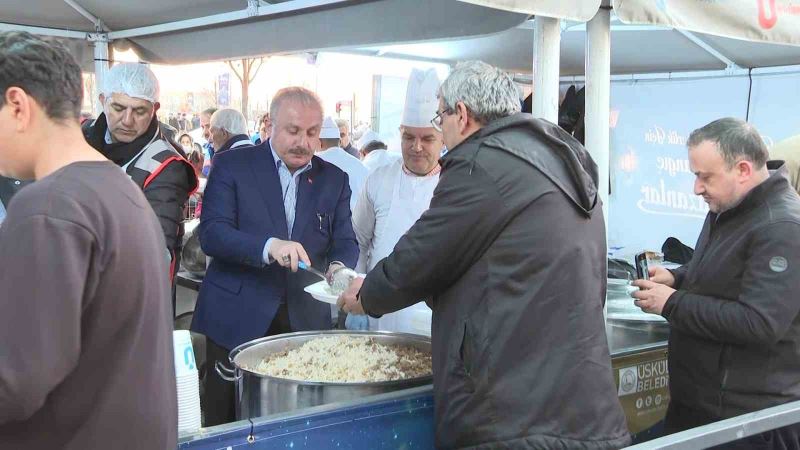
357;130;380;149
320;116;340;139
102;63;160;104
401;68;440;128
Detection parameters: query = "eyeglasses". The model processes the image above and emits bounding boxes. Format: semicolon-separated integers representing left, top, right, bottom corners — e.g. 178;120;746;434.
430;108;453;132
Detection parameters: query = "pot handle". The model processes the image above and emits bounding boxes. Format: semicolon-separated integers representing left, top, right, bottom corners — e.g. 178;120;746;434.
215;361;241;382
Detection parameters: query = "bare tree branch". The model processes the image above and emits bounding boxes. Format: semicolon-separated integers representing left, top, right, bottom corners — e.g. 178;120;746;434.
226;60;244;84
250;57;265;82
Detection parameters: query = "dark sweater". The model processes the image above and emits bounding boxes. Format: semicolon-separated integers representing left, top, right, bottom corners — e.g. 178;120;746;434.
0;162;177;449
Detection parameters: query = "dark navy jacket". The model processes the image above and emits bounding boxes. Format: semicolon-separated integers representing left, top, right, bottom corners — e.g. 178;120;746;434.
191;141;358;350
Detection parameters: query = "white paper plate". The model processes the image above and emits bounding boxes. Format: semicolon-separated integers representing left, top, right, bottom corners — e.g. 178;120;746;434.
304;280;339;304
607;277;632;287
607;312;667;322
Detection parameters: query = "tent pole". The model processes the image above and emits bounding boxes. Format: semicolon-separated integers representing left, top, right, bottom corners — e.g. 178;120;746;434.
586;6;611;232
586;5;611;324
91;34;111;116
532;16;560;123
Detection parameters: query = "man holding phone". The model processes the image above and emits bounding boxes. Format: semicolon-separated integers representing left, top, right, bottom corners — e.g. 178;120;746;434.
633;118;800;449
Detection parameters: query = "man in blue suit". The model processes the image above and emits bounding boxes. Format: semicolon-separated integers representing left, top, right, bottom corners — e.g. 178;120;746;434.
191;87;358;426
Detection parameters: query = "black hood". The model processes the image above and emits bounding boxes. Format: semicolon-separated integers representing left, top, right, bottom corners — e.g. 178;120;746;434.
85;113;161;166
475;113;600;215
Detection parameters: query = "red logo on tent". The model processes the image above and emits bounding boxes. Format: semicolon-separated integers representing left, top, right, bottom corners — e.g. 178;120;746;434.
758;0;778;29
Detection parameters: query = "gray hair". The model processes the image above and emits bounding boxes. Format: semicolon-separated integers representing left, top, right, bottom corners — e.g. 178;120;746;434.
102;62;159;104
335;119;349;129
201;107;218;119
687;117;769;169
270;87;323;126
0;31;83;122
210;108;247;135
438;60;520;125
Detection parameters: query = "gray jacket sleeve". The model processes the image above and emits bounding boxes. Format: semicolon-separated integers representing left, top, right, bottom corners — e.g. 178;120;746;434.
360;158;508;317
0;215;89;423
663;221;800;346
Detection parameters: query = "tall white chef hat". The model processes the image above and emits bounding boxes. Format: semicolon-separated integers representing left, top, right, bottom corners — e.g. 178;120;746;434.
401;68;440;128
320;116;340;139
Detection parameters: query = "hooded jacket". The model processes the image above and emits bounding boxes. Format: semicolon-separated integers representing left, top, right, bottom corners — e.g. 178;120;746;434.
360;114;630;449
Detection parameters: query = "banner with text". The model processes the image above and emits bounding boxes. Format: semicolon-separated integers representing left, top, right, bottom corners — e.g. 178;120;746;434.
607;76;749;253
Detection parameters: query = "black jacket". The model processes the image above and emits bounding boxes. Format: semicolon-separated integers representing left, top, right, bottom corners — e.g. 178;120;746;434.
83;114;196;252
360;114;630;449
665;162;800;419
342;143;360;159
0;177;31;210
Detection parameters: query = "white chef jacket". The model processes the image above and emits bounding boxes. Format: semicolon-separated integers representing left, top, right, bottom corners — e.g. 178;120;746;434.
362;149;402;173
351;159;439;335
316;147;369;211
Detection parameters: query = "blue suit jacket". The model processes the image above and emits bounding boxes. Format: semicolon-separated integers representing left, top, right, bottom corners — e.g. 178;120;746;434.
191;142;358;350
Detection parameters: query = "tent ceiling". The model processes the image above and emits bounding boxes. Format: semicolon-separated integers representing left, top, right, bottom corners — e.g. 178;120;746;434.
613;0;800;47
2;0;800;76
6;1;94;32
74;0;245;31
697;32;800;69
349;20;800;75
351;25;728;76
0;0;528;68
3;0;249;32
125;0;529;64
456;0;601;22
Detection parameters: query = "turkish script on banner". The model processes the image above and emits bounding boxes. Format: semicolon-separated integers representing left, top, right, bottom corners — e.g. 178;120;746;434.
614;0;800;46
456;0;601;21
607;76;750;252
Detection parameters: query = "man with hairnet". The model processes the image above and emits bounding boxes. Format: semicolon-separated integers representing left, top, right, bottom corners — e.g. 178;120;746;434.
83;63;198;308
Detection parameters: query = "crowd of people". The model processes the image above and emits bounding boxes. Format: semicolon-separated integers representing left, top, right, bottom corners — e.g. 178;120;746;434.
2;30;800;450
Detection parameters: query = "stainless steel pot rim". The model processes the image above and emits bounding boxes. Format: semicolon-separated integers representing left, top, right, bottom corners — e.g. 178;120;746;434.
227;330;433;387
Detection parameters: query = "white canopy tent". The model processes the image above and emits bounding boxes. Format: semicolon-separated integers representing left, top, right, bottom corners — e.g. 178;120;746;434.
0;0;528;109
340;0;800;231
4;0;800;224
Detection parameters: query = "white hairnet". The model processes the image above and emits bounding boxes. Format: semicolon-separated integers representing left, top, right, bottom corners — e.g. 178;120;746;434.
102;62;160;103
210;108;247;135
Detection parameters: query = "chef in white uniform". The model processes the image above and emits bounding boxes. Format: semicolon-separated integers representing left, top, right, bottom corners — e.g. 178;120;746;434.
359;130;401;173
316;116;369;211
349;68;443;335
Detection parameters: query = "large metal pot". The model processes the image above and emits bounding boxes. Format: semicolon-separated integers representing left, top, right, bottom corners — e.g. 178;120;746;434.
215;330;432;420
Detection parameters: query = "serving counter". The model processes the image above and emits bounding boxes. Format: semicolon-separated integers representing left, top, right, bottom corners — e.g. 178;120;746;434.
178;320;669;449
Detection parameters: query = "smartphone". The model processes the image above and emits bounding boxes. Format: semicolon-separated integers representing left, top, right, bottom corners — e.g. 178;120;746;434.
635;251;650;280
